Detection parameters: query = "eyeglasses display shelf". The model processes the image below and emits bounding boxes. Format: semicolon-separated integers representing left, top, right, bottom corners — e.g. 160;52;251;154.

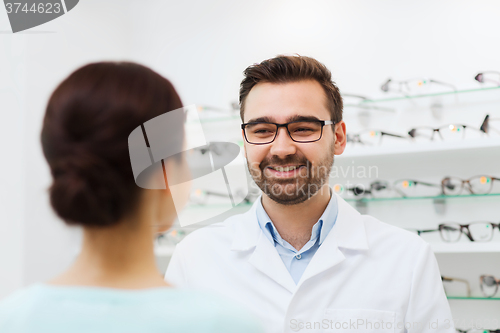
447;296;500;300
343;193;500;203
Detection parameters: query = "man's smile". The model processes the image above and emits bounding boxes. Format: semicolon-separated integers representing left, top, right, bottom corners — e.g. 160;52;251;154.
264;165;307;178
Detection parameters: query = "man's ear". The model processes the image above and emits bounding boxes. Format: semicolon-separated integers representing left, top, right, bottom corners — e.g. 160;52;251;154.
334;121;347;155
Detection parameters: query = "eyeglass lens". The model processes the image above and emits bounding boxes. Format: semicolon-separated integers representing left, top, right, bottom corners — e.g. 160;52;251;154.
480;275;499;298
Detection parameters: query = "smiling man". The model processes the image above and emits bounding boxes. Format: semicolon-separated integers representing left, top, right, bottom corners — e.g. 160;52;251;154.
166;55;454;333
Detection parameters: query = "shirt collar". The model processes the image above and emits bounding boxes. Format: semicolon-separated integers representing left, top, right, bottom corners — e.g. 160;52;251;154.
256;190;338;246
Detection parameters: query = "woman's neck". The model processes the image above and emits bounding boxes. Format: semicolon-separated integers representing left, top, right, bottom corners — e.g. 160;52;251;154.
48;219;168;289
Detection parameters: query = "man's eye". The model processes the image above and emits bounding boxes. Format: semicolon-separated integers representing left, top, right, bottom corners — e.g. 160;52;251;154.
295;128;313;132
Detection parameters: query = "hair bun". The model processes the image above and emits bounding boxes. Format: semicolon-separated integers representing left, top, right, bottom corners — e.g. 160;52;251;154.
49;153;128;227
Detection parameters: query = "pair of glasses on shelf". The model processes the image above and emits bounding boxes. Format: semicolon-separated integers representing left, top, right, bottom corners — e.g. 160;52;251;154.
408;115;490;142
396;176;499;197
335;175;500;199
442;176;500;195
339;179;443;198
408;124;485;142
413;222;500;243
346;130;408;146
480;275;500;298
190;188;251;205
442;275;471;297
380;78;457;95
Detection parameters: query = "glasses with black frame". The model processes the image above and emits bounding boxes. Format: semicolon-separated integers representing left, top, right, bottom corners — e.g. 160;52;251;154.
345;180;394;198
408;124;485;142
241;119;334;145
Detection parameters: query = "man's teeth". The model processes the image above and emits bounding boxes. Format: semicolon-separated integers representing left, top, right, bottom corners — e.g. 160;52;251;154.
271;166;298;172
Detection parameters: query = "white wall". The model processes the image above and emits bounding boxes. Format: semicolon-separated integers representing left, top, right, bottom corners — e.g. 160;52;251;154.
0;0;132;297
0;11;26;298
127;0;500;109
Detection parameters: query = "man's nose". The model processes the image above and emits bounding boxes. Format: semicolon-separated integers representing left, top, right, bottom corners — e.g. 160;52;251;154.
269;127;297;158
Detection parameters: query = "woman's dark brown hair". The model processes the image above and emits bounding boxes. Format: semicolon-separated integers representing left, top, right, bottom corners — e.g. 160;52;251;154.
41;62;184;227
239;55;343;124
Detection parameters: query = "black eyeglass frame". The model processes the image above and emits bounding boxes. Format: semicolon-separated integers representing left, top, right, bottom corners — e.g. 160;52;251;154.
347;130;408;146
408;124;484;141
241;120;334;145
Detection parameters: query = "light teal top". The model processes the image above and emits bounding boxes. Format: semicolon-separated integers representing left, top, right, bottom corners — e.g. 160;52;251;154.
0;284;263;333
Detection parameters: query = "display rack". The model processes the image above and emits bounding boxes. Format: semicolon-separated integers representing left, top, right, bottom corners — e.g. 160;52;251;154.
447;296;500;300
344;193;500;203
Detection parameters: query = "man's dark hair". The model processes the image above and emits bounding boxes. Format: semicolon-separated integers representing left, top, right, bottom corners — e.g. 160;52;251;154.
239;55;343;123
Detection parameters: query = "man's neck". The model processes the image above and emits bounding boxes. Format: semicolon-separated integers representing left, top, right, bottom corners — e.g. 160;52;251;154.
261;184;332;251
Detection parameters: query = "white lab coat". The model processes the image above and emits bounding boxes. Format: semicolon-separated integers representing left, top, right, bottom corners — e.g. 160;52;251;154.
166;194;455;333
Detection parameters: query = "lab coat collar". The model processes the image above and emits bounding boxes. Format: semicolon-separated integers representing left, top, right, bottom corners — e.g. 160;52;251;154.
230;193;369;252
229;193;369;292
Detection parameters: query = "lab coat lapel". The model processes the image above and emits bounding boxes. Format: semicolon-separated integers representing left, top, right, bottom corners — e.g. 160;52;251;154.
248;233;297;293
230;199;296;293
298;194;369;285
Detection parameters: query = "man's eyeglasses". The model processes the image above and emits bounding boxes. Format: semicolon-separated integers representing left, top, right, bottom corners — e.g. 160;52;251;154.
241;120;334;145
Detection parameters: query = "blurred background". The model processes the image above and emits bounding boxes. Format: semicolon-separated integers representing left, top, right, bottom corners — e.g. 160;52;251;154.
1;0;500;327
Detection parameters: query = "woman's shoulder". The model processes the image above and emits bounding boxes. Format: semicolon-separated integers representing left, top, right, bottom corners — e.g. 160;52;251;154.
0;285;43;328
0;285;263;333
174;289;264;333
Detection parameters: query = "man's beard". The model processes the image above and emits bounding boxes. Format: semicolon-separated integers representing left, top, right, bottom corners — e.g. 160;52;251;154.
247;144;334;205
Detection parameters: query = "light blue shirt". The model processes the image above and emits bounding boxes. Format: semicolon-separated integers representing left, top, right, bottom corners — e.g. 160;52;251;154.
256;192;338;284
0;284;263;333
